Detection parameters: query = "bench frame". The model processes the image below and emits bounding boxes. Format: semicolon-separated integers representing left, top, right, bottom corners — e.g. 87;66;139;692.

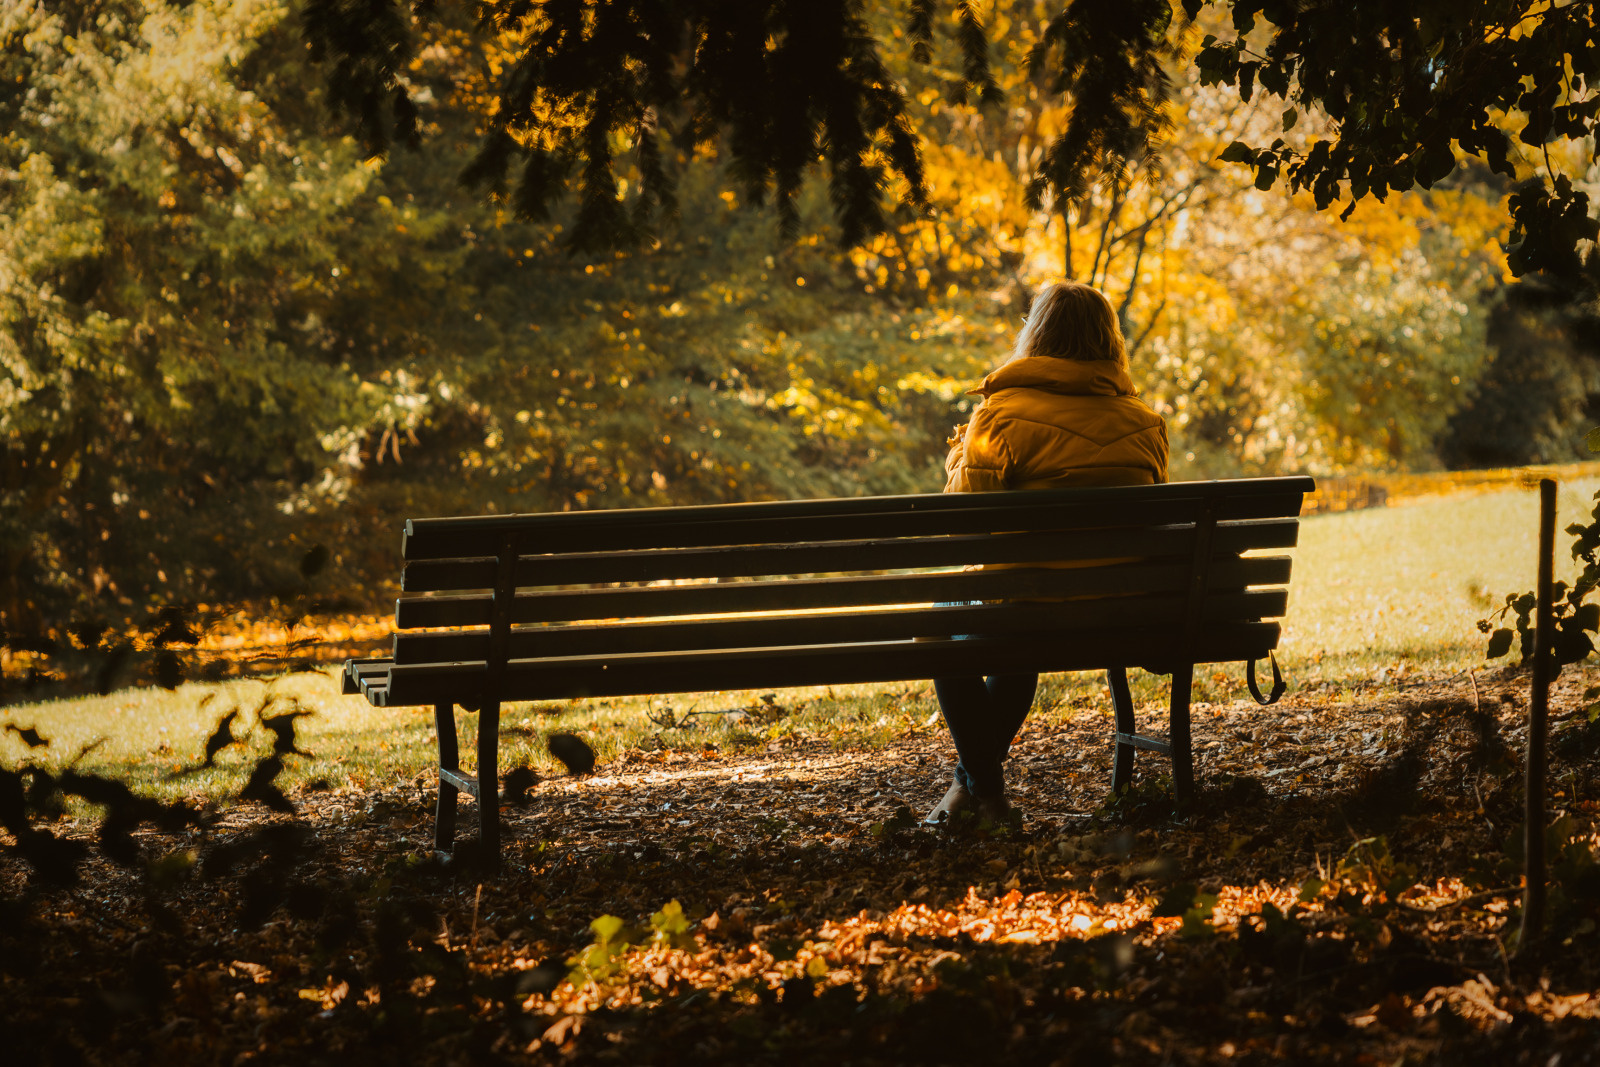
345;477;1312;866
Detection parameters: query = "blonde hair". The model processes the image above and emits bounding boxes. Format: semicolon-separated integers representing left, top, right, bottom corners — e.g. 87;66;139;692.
1009;281;1127;366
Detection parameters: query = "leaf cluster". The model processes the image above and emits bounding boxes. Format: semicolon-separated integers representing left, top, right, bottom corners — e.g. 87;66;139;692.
1326;835;1418;912
0;0;443;629
6;0;1570;638
1024;0;1176;213
1481;488;1600;670
456;0;933;250
1470;816;1600;938
2;2;1007;631
1543;814;1600;932
1190;0;1600;286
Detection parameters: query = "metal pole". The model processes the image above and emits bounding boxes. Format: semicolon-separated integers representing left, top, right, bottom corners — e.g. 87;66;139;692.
1519;478;1556;951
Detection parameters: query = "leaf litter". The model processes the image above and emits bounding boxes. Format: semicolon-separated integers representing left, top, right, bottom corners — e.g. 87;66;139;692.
2;664;1599;1064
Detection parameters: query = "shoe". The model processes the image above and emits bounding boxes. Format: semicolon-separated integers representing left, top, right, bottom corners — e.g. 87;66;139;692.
976;795;1022;828
923;782;974;825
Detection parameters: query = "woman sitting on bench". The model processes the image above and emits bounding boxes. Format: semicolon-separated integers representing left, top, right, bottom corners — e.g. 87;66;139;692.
925;280;1170;826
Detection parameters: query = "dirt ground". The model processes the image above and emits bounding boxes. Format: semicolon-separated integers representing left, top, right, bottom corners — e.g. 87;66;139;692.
3;664;1599;1065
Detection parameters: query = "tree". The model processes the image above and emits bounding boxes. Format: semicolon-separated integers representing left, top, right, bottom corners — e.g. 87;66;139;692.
1179;1;1600;466
0;0;497;630
303;1;1600;287
0;0;1003;630
304;0;1181;254
858;5;1508;475
1441;278;1600;468
3;0;1570;636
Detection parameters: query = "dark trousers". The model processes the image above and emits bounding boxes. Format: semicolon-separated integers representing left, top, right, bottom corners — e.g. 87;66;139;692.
933;673;1039;799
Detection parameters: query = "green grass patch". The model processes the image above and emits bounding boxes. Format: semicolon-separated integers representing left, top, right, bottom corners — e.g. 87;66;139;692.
1;479;1577;805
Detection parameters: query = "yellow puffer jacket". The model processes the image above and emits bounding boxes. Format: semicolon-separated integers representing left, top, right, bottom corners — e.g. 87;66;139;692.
943;355;1169;492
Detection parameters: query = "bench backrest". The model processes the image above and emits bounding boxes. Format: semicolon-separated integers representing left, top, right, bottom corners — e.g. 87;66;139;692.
376;477;1313;706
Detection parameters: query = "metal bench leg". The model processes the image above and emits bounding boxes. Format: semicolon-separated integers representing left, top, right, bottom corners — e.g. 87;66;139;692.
1169;665;1195;805
1108;667;1136;794
478;701;501;870
434;703;459;854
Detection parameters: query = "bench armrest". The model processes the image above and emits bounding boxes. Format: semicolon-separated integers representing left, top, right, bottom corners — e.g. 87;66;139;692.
343;657;390;696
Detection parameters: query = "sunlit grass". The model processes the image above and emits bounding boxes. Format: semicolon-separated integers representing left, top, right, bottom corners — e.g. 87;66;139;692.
1;478;1579;806
1278;476;1600;682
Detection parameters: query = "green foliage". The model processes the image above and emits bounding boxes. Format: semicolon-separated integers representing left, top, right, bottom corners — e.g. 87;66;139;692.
1149;226;1495;476
565;900;694;990
466;0;932;249
1554;686;1600;761
650;900;695;950
1481;489;1600;670
1294;257;1488;469
0;0;994;633
1150;880;1197;918
1545;815;1600;932
1024;0;1175;212
302;1;1600;295
443;165;990;511
566;913;638;989
306;1;1190;255
0;0;460;629
1178;891;1220;940
1464;818;1600;935
1149;879;1219;939
1291;835;1425;938
1575;689;1600;728
1100;772;1173;822
869;804;919;839
1333;836;1418;907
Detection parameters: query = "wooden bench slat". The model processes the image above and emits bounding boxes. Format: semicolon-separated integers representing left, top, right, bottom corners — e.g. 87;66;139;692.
403;526;1187;592
402;482;1312;559
390;589;1290;664
403;493;1306;560
400;518;1302;593
373;622;1281;706
393;555;1292;630
402;477;1313;556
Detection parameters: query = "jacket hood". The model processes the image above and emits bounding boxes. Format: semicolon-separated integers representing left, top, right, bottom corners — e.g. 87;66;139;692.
972;355;1137;399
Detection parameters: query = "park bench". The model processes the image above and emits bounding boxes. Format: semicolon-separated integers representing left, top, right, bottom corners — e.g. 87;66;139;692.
343;476;1314;865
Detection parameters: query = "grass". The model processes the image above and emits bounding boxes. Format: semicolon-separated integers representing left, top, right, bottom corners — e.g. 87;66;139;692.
1279;475;1600;681
2;477;1589;807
